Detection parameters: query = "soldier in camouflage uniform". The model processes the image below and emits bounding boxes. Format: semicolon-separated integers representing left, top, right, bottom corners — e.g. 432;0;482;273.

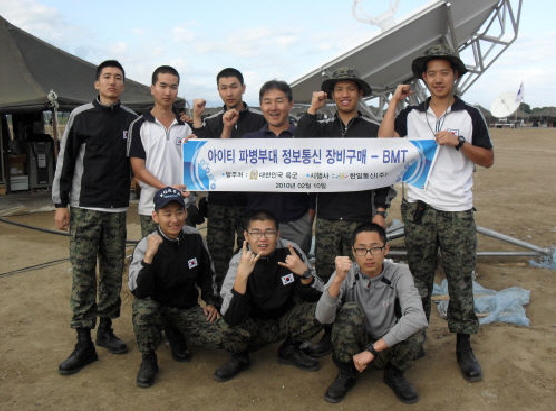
316;223;427;403
214;210;324;382
295;67;396;357
128;188;237;387
53;60;137;375
191;68;266;292
379;45;494;383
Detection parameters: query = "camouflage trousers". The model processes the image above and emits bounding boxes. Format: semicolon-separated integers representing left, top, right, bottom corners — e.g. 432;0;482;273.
220;301;323;353
206;204;246;290
332;302;424;371
69;208;127;329
132;298;242;354
315;218;365;282
139;214;158;238
401;199;479;334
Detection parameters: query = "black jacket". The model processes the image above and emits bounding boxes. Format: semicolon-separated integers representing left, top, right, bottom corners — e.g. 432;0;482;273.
52;97;137;208
295;112;395;220
129;227;220;309
221;242;321;327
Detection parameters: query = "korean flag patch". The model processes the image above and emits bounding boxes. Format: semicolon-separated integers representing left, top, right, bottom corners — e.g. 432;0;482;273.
188;257;198;269
281;273;295;285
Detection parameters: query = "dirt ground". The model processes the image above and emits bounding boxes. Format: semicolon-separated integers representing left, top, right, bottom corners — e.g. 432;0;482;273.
1;128;555;411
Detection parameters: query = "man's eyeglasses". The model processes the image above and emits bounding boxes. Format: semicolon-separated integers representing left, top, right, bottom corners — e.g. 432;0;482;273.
247;230;277;239
353;246;385;256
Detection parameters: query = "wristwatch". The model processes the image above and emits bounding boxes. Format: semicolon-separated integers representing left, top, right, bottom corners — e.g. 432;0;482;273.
456;135;466;151
302;269;313;280
366;344;378;356
374;210;387;218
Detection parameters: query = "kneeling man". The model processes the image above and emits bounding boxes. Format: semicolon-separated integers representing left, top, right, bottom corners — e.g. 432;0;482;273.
129;187;229;387
316;223;428;403
215;209;323;381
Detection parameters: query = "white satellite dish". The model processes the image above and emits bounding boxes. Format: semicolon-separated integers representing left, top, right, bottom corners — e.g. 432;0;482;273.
490;91;520;118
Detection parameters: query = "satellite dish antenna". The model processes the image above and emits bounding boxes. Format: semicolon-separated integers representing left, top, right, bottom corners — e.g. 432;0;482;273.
490;91;520;118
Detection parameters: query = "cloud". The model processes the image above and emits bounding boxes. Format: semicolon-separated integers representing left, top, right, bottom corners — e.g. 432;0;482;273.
171;25;197;42
0;0;89;43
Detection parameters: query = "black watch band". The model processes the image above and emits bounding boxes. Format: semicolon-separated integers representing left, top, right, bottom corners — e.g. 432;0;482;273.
366;344;378;356
302;269;313;280
374;210;387;218
456;135;466;151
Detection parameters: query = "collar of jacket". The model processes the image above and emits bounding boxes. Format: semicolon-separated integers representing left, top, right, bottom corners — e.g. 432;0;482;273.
419;96;465;113
259;123;296;137
142;107;186;125
93;96;122;113
157;226;185;244
333;110;364;123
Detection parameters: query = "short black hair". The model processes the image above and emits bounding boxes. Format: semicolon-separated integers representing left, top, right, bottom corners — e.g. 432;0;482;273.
151;65;180;86
245;209;278;230
351;223;387;245
217;68;244;85
259;80;293;104
424;59;460;78
96;60;124;80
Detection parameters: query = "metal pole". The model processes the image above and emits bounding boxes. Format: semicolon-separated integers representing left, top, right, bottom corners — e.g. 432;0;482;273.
476;225;552;255
386;222;553;258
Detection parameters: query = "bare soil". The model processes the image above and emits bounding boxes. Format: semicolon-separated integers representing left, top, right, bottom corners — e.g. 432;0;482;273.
1;127;555;411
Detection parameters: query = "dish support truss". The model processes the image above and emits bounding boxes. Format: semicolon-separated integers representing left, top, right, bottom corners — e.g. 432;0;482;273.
363;0;523;122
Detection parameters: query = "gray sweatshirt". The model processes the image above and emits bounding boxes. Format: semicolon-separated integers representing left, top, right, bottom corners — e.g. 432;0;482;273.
315;260;428;348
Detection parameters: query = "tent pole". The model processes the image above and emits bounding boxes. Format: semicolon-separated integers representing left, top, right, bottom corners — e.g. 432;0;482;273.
51;107;58;161
0;115;5;184
47;90;59;161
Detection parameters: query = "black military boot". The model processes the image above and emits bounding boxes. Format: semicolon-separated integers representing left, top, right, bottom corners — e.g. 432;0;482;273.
277;336;320;371
165;327;191;362
383;363;419;404
214;352;250;382
324;362;357;403
456;333;483;382
96;317;128;354
59;328;98;375
137;352;158;388
307;325;333;357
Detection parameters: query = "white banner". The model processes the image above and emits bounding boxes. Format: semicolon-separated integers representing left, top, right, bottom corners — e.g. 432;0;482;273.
182;137;437;192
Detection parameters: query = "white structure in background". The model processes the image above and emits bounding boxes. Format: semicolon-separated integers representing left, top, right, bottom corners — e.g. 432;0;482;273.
352;0;401;32
490;90;520;127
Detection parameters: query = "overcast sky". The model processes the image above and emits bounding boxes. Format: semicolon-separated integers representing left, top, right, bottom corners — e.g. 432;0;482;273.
1;0;553;110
